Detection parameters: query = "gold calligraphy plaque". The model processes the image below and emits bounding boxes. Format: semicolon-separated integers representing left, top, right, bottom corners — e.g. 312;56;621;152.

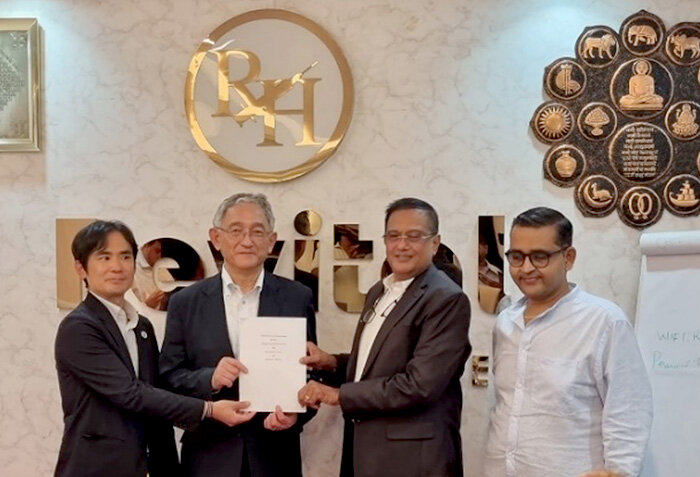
185;9;354;182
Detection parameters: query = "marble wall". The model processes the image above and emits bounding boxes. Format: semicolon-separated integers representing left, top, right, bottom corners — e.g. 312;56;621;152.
0;0;698;475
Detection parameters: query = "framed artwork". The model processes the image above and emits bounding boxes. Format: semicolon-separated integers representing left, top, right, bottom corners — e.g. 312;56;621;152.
0;18;39;151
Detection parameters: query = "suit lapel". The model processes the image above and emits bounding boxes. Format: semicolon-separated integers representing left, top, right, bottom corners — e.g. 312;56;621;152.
258;271;280;317
346;282;384;381
134;318;152;383
84;293;135;377
202;274;234;357
358;267;432;380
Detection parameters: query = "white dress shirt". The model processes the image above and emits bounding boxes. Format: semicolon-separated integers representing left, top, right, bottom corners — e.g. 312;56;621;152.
354;274;414;382
91;292;140;377
222;267;264;358
484;285;652;477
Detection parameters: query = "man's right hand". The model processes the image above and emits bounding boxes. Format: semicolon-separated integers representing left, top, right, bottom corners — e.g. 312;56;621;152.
211;357;248;391
210;400;256;427
299;342;337;371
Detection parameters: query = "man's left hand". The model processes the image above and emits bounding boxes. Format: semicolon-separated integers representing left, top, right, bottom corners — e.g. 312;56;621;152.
298;380;340;409
263;405;298;431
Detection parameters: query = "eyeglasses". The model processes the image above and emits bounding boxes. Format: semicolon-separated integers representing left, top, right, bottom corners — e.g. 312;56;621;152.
215;226;269;241
361;295;400;324
383;232;436;244
505;248;567;268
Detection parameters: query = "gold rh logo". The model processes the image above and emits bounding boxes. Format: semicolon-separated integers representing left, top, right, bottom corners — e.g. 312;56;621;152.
185;10;354;182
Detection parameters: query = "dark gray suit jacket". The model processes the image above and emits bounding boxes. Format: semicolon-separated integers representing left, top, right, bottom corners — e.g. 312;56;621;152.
54;293;204;477
159;271;317;477
336;265;471;477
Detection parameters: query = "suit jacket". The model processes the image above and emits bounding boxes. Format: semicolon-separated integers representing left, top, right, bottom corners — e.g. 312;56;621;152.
54;293;204;477
335;265;471;477
159;271;317;477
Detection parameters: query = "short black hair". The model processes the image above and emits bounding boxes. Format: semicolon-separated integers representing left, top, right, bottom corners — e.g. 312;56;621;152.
385;198;439;235
512;207;573;248
72;220;138;268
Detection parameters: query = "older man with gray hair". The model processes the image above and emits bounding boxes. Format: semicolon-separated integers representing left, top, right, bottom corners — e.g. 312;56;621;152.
160;193;317;477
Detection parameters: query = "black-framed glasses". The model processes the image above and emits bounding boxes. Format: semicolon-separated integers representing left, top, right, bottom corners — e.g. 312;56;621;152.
361;295;401;324
383;231;436;244
505;247;568;268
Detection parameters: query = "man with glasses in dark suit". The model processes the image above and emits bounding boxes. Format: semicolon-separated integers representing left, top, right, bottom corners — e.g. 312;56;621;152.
159;193;317;477
299;197;472;477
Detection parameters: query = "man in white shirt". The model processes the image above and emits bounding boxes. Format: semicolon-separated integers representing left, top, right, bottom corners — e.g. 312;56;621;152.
483;207;653;477
299;198;472;477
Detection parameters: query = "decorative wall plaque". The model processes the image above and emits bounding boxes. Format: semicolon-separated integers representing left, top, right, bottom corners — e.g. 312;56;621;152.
185;10;354;182
0;18;40;152
531;11;700;228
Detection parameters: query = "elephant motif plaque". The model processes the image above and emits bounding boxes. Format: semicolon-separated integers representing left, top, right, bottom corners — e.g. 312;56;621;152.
531;10;700;228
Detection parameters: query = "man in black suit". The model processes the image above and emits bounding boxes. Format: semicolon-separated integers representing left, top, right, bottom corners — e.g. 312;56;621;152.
160;193;317;477
299;198;472;477
54;220;255;477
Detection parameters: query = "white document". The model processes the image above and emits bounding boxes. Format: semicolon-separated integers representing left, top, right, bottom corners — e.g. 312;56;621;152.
238;317;307;413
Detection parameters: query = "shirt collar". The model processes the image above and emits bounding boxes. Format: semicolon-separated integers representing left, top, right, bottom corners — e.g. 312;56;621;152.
508;283;580;326
382;273;415;294
221;267;265;295
90;291;139;331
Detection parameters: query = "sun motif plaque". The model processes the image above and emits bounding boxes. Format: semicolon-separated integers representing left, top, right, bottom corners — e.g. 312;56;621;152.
531;10;700;228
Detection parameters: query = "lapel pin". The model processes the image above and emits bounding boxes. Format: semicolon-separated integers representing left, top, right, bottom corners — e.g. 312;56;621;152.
140;330;148;339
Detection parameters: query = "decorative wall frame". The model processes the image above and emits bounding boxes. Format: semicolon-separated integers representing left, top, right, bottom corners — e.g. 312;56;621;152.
531;11;700;229
0;18;40;152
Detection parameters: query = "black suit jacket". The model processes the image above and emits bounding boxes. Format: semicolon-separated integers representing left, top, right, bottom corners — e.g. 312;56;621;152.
335;265;471;477
54;293;204;477
159;271;317;477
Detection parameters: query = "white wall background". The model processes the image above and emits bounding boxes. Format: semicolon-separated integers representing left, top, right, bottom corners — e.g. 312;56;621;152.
0;0;698;475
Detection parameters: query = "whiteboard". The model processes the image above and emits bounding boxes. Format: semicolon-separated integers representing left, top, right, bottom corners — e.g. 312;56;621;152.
636;231;700;477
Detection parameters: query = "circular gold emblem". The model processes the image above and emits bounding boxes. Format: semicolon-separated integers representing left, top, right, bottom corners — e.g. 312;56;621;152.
576;175;618;216
544;144;586;187
545;58;587;100
532;102;574;143
577;102;617;141
620;11;665;56
665;101;700;141
577;27;619;68
185;9;354;182
664;175;700;216
664;23;700;66
618;186;662;228
608;122;673;185
609;58;673;120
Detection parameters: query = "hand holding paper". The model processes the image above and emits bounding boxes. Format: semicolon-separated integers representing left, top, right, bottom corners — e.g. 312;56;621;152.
298;380;340;409
211;357;248;391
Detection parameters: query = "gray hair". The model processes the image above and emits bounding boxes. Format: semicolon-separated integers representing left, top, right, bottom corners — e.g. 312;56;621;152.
212;193;276;230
